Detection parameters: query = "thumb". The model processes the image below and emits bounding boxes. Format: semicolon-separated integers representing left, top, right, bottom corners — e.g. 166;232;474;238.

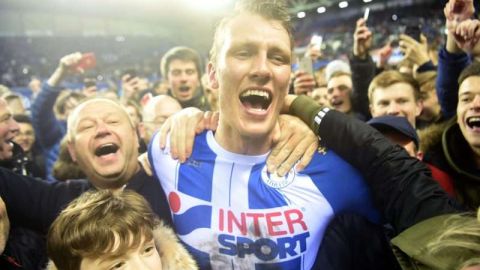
420;34;427;46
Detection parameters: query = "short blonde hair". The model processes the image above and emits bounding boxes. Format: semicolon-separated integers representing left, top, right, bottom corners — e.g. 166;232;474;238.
209;0;293;65
368;70;420;104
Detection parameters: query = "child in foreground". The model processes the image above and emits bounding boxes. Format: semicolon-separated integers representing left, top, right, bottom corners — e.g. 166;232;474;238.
46;189;197;270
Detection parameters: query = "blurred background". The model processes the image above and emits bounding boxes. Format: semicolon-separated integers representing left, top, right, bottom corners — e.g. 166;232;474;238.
0;0;448;89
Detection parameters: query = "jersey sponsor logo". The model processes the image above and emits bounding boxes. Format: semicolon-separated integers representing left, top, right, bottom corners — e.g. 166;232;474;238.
260;166;295;189
218;208;310;261
169;190;311;263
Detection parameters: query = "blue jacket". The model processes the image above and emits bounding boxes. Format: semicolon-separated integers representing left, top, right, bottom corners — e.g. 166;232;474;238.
31;83;66;181
436;47;471;119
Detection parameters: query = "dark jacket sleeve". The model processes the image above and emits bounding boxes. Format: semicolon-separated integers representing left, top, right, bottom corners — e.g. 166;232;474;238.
348;54;376;120
290;95;462;235
436;47;471;119
31;83;65;148
0;167;88;234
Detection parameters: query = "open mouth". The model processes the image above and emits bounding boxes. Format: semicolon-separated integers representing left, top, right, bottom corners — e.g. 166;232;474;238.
94;143;119;157
239;90;272;111
179;86;190;92
331;99;343;107
466;116;480;129
4;139;14;148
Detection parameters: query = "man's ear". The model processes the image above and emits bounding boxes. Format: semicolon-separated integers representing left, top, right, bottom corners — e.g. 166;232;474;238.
207;62;219;89
416;150;424;161
67;141;77;162
415;100;424;117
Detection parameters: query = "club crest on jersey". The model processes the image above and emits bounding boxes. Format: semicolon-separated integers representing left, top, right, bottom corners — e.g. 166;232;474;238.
261;166;295;189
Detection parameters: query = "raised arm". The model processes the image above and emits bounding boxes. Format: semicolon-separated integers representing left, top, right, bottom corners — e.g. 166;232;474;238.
349;18;375;120
436;0;475;118
32;53;83;148
287;95;462;234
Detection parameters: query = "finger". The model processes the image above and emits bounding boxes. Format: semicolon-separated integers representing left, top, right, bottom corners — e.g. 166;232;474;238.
474;24;480;38
202;111;212;131
468;21;478;38
295;140;318;172
272;130;303;176
276;133;304;177
138;154;153;176
357;32;371;41
365;31;372;39
267;123;289;173
204;111;219;131
183;114;201;161
122;74;131;82
356;18;366;28
176;116;190;163
210;112;220;131
420;34;428;45
294;87;311;95
294;70;305;77
158;117;172;149
399;34;416;45
169;118;179;160
294;76;315;86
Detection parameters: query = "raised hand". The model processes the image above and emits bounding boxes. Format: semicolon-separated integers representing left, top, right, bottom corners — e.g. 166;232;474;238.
267;114;318;176
353;18;373;59
399;34;430;67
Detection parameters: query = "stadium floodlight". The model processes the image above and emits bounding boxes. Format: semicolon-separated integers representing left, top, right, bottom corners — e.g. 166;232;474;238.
339;1;348;8
317;6;326;13
297;11;306;18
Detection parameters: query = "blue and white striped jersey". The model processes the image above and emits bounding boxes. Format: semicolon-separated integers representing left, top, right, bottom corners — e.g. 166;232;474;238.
149;131;379;270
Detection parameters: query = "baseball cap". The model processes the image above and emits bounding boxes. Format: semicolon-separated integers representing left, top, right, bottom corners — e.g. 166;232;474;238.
367;115;419;148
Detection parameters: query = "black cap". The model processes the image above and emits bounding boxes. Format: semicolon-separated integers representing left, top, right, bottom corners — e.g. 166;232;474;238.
367;115;419;148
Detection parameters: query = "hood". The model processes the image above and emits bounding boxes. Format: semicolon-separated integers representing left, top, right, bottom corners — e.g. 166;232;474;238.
442;120;480;182
418;120;448;154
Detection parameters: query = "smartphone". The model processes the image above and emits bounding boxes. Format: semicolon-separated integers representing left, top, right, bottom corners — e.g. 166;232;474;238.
363;7;370;21
73;53;96;72
310;35;323;51
404;25;421;42
299;56;314;76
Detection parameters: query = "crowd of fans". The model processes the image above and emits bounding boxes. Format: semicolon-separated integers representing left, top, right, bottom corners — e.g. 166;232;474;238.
0;0;478;269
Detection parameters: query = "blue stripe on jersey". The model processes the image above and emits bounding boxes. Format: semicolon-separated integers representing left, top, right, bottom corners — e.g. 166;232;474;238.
147;132;162;183
173;205;212;235
302;150;380;223
177;132;216;201
248;163;288;209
